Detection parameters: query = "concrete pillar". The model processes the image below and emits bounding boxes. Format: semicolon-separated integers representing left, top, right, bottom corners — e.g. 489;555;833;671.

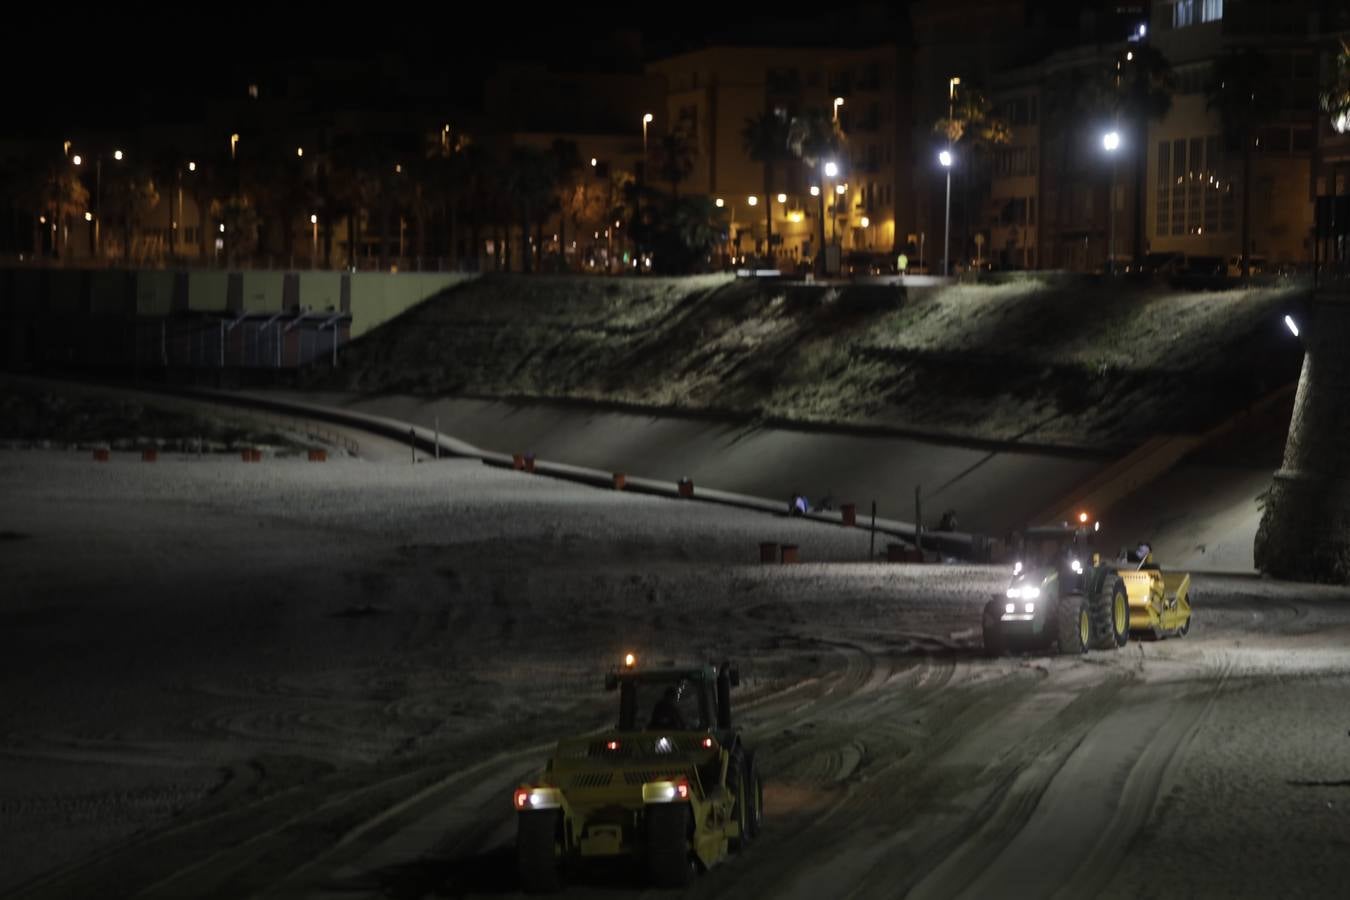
1254;298;1350;583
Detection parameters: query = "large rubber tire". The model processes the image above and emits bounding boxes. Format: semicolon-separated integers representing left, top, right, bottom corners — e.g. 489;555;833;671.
981;600;1006;657
745;751;763;839
1089;575;1130;650
1055;592;1090;656
517;811;563;893
646;803;695;888
730;756;752;852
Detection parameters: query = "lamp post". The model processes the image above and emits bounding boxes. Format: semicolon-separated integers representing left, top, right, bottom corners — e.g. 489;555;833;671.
939;149;953;277
311;214;319;269
642;113;653;155
1102;130;1121;275
833;96;844;122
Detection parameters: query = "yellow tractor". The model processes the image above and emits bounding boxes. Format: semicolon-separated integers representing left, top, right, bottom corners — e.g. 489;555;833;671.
983;519;1193;655
512;655;763;892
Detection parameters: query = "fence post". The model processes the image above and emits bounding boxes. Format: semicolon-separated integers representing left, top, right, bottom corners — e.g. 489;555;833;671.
914;485;923;555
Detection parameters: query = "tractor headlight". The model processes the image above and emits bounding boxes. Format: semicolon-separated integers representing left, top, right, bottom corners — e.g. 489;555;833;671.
1005;602;1016;614
1013;561;1023;575
1071;559;1083;574
1024;601;1035;613
642;777;691;804
514;787;562;810
1006;587;1019;599
1018;586;1041;600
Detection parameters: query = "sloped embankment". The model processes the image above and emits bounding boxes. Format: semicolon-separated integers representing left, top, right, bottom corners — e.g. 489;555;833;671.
322;273;1306;451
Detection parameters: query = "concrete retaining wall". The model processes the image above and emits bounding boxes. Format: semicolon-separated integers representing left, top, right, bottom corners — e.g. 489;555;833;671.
0;268;476;339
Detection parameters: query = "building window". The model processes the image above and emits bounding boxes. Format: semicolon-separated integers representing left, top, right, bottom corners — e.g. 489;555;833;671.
1187;137;1203;234
1171;139;1186;235
1203;0;1223;22
1203;137;1220;234
1161;138;1171;234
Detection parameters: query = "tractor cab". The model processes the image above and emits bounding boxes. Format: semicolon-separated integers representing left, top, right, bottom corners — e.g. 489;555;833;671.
1012;515;1101;594
606;655;741;737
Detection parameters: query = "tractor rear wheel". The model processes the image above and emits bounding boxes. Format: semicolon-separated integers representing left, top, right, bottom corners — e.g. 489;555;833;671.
730;755;753;852
646;804;695;887
745;751;763;838
1056;592;1089;655
1090;575;1130;650
517;811;563;893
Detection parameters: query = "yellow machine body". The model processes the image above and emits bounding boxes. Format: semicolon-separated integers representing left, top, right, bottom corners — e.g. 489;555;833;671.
1117;567;1191;637
522;730;740;869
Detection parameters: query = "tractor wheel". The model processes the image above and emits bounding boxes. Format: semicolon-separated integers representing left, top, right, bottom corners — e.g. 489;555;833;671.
745;751;764;839
517;811;563;893
646;803;695;888
730;755;752;852
1055;592;1090;655
1090;575;1130;650
981;601;1006;657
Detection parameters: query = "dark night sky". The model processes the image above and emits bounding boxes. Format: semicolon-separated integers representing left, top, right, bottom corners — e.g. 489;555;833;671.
4;1;905;136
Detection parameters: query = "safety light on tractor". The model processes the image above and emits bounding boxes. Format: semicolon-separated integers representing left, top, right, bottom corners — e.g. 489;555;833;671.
1079;512;1089;524
514;786;562;810
624;652;637;668
642;777;692;804
606;740;621;752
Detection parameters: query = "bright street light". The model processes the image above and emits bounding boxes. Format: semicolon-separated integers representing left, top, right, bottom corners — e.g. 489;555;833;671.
809;185;820;197
776;193;787;203
643;113;653;124
72;155;82;166
310;214;318;224
824;161;839;178
835;184;847;195
833;97;844;121
1284;315;1300;338
84;211;93;221
187;161;196;172
715;198;724;208
747;195;758;207
939;150;953;167
590;157;597;166
113;150;123;161
296;146;304;157
860;216;870;228
1103;130;1121;274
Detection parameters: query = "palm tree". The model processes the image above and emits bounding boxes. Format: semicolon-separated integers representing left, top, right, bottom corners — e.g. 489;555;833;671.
102;162;160;263
506;146;557;273
329;133;383;269
742;111;790;257
788;109;844;274
16;153;89;259
1208;49;1275;280
1105;45;1174;268
1320;39;1350;138
649;129;695;207
548;139;582;270
933;85;1011;269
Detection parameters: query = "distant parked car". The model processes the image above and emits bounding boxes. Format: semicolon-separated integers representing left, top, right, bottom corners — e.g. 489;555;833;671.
1226;255;1267;277
844;252;897;277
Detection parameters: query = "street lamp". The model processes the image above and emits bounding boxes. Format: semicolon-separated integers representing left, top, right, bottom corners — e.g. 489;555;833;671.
72;155;82;166
939;149;954;277
296;146;304;158
642;113;653;154
810;185;820;197
776;192;787;204
824;161;839;178
747;195;758;206
1103;130;1121;275
833;97;845;122
113;149;123;161
188;161;196;172
311;214;319;269
715;198;724;208
230;133;239;159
